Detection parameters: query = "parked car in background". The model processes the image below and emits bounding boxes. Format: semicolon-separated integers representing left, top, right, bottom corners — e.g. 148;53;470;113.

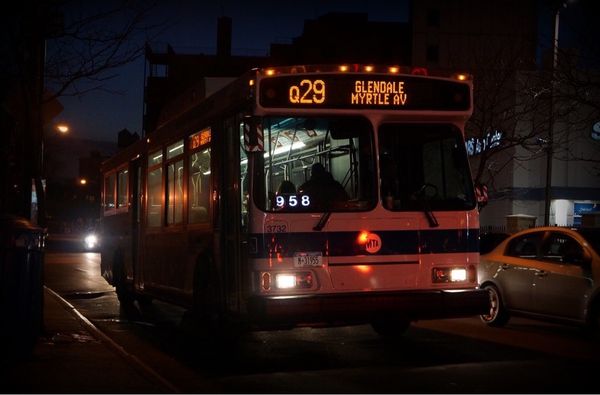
478;226;600;331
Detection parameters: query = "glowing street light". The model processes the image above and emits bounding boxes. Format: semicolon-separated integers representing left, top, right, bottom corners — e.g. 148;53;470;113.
56;124;69;134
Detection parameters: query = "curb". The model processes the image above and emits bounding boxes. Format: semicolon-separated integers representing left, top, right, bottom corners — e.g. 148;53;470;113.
44;286;181;393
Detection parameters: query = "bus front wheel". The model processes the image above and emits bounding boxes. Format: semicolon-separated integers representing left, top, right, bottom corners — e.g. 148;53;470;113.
113;251;133;304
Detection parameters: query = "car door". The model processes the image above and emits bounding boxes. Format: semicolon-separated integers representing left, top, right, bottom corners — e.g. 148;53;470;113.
493;232;543;312
531;231;593;321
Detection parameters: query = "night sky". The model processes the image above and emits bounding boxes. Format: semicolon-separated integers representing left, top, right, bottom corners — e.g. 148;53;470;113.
54;0;410;143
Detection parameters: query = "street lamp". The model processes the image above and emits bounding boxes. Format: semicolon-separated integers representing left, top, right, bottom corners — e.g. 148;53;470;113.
56;123;69;134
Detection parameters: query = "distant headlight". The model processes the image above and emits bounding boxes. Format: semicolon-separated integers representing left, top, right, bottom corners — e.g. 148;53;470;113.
84;233;98;249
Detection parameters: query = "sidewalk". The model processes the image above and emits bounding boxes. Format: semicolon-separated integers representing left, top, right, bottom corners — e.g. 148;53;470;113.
1;287;171;394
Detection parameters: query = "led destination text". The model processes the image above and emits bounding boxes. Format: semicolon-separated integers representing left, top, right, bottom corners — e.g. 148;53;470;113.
259;74;470;110
352;80;407;106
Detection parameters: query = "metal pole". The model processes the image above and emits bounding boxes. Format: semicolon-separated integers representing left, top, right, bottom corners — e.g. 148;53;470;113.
544;7;560;226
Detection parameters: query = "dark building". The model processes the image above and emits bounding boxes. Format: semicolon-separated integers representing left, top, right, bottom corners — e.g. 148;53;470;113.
269;12;411;65
143;13;412;136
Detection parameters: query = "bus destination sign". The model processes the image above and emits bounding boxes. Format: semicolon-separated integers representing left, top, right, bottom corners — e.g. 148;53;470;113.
259;74;470;111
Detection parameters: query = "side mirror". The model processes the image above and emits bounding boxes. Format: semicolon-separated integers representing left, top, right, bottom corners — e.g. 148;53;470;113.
242;117;264;152
475;183;488;210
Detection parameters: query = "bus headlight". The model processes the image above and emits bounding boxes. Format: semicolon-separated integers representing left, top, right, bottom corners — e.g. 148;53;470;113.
261;272;314;291
432;266;474;283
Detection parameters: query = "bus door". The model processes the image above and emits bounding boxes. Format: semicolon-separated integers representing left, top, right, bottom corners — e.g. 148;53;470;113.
219;116;245;316
130;156;142;289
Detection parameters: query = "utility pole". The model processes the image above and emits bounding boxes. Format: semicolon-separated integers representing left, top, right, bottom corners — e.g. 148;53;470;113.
544;5;561;226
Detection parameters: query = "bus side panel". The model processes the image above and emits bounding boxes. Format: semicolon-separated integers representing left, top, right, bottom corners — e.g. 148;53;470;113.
142;231;188;296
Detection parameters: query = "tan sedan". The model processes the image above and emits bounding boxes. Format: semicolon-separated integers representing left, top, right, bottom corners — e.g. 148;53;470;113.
478;226;600;330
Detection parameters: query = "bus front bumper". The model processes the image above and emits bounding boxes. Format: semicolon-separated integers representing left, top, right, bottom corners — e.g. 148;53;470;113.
248;288;490;328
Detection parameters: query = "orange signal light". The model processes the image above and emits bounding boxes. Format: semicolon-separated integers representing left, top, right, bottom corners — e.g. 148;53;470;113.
357;230;370;245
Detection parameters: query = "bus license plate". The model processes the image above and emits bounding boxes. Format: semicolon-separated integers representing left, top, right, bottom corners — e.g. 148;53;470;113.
294;252;323;267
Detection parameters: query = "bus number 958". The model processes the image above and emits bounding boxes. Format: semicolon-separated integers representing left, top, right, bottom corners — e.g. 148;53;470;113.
275;194;311;208
289;79;326;104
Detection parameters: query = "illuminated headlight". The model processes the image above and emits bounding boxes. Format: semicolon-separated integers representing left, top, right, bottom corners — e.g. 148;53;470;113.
276;274;296;289
432;266;474;283
261;272;314;291
450;268;467;281
84;234;98;249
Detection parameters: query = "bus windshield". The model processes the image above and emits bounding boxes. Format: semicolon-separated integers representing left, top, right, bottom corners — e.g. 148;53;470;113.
253;116;376;212
379;124;476;211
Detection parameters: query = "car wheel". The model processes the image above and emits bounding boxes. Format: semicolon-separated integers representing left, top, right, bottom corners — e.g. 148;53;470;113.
480;284;510;327
371;319;411;337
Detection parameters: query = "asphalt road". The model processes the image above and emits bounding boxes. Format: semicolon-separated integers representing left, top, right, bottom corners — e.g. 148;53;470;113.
44;251;600;393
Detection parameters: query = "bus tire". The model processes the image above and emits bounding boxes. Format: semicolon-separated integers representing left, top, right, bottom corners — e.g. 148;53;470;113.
480;284;509;327
371;318;411;337
113;250;133;304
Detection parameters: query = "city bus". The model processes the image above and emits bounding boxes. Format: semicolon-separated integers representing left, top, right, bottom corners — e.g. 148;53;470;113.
100;64;489;335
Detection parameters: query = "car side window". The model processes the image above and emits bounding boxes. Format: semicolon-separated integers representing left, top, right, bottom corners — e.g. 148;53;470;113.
505;232;542;259
540;232;584;264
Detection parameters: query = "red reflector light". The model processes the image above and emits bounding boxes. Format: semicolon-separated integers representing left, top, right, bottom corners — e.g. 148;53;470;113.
411;67;428;76
261;272;271;291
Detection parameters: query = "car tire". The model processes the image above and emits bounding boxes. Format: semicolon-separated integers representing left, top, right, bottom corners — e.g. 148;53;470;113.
480;284;510;327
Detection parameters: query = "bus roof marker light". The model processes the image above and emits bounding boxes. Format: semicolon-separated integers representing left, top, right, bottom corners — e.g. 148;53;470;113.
455;73;468;81
265;69;275;76
339;65;349;72
364;65;374;72
389;66;399;74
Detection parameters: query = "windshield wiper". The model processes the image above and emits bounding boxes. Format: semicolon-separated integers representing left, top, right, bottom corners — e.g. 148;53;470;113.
423;204;439;228
414;184;439;228
313;211;332;231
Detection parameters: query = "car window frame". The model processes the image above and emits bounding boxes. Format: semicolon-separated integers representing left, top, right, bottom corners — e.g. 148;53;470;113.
540;231;586;266
504;231;544;259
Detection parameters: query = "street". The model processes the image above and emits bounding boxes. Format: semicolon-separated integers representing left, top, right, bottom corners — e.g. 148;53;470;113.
43;251;600;393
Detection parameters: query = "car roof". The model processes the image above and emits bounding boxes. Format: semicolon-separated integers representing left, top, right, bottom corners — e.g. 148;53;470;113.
483;226;599;257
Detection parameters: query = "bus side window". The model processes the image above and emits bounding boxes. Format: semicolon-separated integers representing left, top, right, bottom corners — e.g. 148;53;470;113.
104;173;116;210
189;148;211;223
147;150;163;227
117;169;128;209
